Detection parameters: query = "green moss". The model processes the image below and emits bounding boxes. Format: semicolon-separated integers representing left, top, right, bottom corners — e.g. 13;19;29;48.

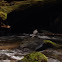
44;40;61;48
0;1;31;13
0;0;56;15
22;52;48;62
0;6;14;13
0;11;7;20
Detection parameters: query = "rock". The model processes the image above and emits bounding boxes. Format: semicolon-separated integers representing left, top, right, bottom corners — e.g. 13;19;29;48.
21;52;48;62
43;40;62;48
19;37;44;51
42;49;62;62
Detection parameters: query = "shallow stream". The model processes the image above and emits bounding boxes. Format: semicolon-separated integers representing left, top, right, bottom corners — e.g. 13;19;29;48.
0;34;62;62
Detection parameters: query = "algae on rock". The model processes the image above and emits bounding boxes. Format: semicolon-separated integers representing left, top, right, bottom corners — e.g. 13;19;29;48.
44;40;62;48
0;11;7;20
22;52;48;62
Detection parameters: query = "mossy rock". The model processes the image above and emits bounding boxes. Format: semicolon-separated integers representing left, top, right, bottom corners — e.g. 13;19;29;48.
0;11;7;20
44;40;61;48
21;52;48;62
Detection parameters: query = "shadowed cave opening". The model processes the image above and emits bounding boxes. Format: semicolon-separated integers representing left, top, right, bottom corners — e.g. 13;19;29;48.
3;3;62;35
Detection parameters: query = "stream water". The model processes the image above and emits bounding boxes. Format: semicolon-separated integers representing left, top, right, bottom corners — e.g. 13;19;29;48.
0;34;62;62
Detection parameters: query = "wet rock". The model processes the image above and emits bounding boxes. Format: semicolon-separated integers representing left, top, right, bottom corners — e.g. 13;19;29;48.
21;52;48;62
48;58;60;62
42;49;62;62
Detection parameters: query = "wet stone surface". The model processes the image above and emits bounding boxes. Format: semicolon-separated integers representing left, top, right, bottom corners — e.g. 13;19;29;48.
42;49;62;62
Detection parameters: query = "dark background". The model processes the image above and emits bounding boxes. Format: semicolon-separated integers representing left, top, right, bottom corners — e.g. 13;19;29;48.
1;1;62;35
6;3;62;34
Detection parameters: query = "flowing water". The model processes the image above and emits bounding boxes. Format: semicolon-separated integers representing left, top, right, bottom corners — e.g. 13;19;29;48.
0;34;62;62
